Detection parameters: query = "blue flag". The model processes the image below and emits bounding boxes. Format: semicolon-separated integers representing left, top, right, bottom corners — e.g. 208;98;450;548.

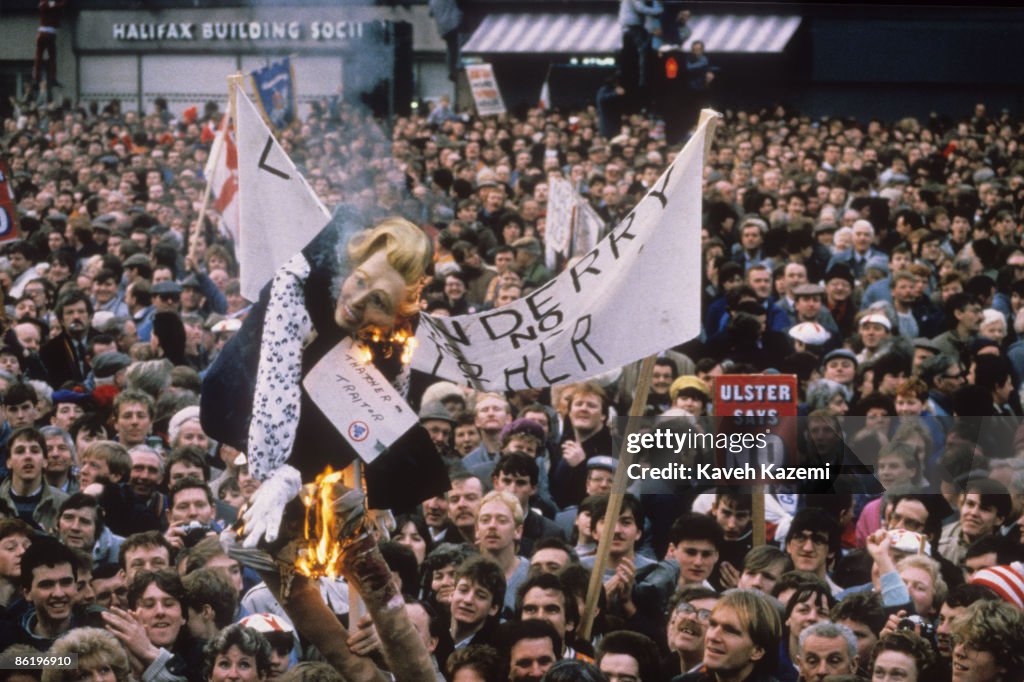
251;58;296;129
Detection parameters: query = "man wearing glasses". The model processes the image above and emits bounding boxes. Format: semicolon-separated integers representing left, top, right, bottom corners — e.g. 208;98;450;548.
666;586;719;677
921;353;964;419
785;509;843;596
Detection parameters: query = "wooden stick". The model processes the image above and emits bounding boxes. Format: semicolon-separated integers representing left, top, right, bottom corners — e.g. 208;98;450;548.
752;484;766;546
189;73;241;266
578;354;657;642
578;109;720;641
348;459;366;634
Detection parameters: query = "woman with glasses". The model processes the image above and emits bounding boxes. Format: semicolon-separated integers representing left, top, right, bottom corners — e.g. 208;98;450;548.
664;586;719;678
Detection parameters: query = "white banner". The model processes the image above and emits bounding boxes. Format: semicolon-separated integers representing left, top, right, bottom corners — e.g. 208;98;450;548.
235;81;331;301
412;111;718;392
466;63;506;117
302;337;417;463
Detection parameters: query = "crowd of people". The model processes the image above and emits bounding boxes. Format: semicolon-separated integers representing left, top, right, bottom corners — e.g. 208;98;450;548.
1;65;1024;682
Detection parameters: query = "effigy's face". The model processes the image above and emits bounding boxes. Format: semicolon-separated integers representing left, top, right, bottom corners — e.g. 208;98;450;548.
334;250;408;334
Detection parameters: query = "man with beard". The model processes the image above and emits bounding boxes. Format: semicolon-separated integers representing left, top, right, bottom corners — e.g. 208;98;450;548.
39;291;93;388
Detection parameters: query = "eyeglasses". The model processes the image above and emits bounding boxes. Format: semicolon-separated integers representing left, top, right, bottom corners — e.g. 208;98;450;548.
941;372;964;380
674;601;713;622
790;531;830;547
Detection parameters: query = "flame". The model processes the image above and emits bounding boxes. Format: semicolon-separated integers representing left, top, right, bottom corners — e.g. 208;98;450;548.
294;467;350;579
352;327;418;366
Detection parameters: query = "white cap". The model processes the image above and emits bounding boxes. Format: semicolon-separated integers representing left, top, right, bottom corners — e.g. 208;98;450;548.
859;312;892;331
239;612;295;634
789;322;831;346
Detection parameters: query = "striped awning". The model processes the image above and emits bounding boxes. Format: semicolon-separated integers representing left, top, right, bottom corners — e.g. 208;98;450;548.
681;15;802;54
462;13;801;55
463;13;620;55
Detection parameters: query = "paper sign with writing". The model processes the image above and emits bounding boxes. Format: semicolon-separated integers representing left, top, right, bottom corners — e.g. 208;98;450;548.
466;63;506;117
303;337;417;463
412;111;717;392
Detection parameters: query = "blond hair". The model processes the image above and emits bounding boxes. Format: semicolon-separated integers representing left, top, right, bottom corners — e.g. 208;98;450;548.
478;489;524;527
896;554;947;612
347;217;432;317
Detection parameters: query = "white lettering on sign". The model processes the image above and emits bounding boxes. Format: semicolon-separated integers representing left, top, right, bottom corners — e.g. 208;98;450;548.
717;384;793;402
112;20;355;42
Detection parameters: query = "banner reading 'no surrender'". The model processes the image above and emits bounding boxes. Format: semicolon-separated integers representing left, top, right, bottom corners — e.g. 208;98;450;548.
411;111;718;392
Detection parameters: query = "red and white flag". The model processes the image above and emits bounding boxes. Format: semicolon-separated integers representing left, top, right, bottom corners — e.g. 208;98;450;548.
205;114;240;244
538;77;551;111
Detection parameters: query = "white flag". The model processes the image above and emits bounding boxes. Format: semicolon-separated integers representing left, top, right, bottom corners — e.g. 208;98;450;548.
539;77;550;111
204;115;239;244
235;81;330;301
413;111;718;392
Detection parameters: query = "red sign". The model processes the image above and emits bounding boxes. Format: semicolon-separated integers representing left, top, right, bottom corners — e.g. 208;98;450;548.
713;374;799;471
0;159;20;244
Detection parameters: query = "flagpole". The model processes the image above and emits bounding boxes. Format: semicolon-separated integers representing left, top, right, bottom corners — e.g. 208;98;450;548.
578;353;657;643
577;109;720;642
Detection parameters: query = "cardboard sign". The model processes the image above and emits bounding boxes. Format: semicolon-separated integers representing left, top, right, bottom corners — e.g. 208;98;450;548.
0;160;21;244
303;337;417;463
713;374;799;471
466;63;506;117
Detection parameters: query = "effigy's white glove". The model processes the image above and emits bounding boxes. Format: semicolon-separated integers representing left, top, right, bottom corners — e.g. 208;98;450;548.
241;464;302;548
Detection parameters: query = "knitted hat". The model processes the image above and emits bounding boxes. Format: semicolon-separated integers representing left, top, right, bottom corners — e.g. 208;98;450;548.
970;563;1024;610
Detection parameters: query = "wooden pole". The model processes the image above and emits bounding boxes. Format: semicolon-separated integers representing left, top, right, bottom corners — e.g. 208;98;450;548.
752;484;766;546
578;354;657;642
188;73;241;266
348;459;365;635
577;109;720;642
